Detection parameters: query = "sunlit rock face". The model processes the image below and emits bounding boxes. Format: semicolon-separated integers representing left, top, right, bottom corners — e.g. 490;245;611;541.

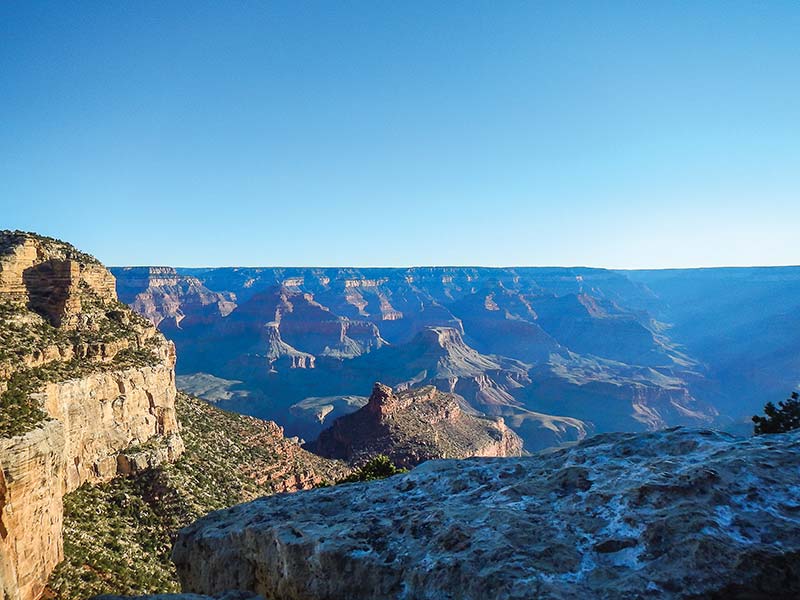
0;231;183;600
173;427;800;600
113;266;236;329
0;421;65;600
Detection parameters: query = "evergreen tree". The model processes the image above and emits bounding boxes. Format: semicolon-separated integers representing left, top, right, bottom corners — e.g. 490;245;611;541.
752;392;800;434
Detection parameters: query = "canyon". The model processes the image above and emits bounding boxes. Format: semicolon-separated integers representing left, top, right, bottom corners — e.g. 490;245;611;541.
2;233;799;600
113;264;800;448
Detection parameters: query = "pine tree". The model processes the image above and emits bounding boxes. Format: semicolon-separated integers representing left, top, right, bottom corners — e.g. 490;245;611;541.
752;392;800;434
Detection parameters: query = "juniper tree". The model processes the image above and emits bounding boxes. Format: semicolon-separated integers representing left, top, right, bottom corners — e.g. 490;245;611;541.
752;392;800;434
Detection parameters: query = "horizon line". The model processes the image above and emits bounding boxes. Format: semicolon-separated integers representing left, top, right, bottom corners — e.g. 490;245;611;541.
108;263;800;271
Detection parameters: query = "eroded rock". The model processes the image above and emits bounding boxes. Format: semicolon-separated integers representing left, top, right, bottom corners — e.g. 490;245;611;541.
310;382;524;467
0;231;185;600
174;428;800;599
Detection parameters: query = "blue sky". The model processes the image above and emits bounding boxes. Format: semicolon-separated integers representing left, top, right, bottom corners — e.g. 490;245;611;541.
1;2;798;268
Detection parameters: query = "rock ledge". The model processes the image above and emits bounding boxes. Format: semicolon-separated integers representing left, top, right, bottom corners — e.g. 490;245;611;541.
174;427;800;599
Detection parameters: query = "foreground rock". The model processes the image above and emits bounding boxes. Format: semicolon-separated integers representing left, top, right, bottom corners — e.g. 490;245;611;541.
174;428;800;599
310;383;523;467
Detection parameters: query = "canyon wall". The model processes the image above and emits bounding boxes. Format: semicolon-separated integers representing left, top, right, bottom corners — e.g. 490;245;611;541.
0;421;65;600
0;231;183;600
37;341;180;492
113;264;738;447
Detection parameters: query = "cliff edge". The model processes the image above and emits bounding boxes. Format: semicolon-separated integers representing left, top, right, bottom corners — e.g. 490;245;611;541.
0;231;183;600
174;427;800;599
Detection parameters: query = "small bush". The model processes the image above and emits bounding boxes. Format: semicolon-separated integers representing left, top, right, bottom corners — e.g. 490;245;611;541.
338;455;407;483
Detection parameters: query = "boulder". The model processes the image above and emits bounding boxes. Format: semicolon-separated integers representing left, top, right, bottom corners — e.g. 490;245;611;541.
174;428;800;599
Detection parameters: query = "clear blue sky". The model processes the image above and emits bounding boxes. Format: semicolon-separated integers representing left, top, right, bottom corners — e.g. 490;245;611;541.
1;2;798;268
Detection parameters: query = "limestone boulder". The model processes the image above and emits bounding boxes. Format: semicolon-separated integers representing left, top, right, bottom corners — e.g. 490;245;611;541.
174;428;800;599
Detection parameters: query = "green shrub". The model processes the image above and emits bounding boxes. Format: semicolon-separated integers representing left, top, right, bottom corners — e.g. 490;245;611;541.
337;455;407;483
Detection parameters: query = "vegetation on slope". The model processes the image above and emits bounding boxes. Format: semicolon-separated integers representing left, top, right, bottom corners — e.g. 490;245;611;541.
1;229;166;437
47;393;348;599
0;305;161;437
0;230;101;265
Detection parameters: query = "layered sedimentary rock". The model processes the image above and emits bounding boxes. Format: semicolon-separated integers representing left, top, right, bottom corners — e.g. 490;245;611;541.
113;263;800;441
113;267;236;329
35;340;180;491
311;383;523;467
0;421;65;600
0;233;117;330
0;231;183;600
355;326;533;412
114;264;713;448
174;428;800;599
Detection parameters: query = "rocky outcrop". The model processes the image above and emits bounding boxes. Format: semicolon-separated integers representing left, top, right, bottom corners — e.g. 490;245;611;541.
174;428;800;599
311;383;523;467
0;421;65;600
263;323;315;370
115;433;185;475
0;232;184;600
355;326;533;415
35;341;180;491
0;233;116;328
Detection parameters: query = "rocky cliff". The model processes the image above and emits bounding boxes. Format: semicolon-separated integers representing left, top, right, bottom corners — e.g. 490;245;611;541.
311;383;523;467
173;427;800;599
0;231;183;600
0;421;65;600
47;393;349;600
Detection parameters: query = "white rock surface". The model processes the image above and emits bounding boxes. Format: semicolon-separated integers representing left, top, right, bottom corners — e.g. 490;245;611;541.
173;428;800;599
